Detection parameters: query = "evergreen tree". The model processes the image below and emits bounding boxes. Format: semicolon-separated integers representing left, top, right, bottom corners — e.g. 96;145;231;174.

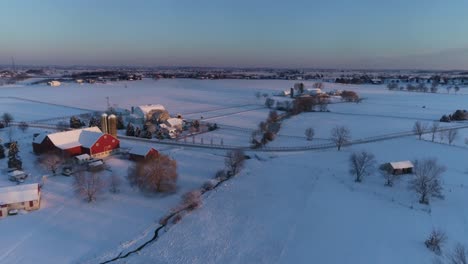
117;115;125;129
7;142;21;169
0;144;5;159
126;123;135;136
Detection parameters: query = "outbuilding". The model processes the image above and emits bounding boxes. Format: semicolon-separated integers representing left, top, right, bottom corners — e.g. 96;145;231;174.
0;183;41;217
383;161;414;175
128;146;159;161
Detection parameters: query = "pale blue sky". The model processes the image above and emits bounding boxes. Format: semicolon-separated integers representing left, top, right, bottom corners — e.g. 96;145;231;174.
1;0;468;69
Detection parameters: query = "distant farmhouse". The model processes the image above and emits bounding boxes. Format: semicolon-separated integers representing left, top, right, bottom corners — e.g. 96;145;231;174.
33;127;120;158
0;183;41;217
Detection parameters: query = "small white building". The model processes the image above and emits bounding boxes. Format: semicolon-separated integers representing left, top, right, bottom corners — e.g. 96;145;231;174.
304;88;323;95
74;153;91;164
47;81;61;87
0;183;41;217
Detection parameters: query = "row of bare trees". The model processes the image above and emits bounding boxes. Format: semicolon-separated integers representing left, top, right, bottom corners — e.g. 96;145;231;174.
413;121;459;145
349;151;444;205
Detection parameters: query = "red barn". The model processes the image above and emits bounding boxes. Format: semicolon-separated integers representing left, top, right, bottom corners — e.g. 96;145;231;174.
33;127;120;158
128;145;159;161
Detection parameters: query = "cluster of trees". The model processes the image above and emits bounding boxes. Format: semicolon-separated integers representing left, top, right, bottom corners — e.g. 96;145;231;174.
251;110;281;148
349;151;445;205
290;96;329;115
440;109;468;122
1;112;13;127
388;82;460;94
128;154;178;193
340;90;360;102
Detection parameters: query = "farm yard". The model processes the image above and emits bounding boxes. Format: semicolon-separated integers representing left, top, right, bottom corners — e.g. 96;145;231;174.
0;79;468;263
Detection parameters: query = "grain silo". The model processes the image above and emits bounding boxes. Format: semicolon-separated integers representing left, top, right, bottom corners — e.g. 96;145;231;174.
108;114;117;138
101;113;108;134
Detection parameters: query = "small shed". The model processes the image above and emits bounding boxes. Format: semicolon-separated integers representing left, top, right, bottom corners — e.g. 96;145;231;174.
383;161;414;175
0;183;41;217
74;153;91;164
129;146;159;161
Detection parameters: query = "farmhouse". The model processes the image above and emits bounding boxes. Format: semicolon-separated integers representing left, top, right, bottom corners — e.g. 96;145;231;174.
128;145;159;161
382;161;414;175
0;183;41;217
33;127;120;158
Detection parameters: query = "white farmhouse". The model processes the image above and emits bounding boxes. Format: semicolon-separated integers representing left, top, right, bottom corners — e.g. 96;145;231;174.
0;183;41;217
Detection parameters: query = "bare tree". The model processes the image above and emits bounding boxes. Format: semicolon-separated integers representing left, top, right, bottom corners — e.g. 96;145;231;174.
425;228;447;255
410;158;445;204
2;112;13;127
447;129;458;145
305;128;315;141
225;149;245;176
449;243;468;264
349;151;376;182
454;86;460;94
18;122;29;133
430;122;440;142
413;121;427;140
73;171;104;203
439;130;446;143
330;126;351;151
381;169;397;187
38;152;63;175
128;154;178;193
109;173;121;193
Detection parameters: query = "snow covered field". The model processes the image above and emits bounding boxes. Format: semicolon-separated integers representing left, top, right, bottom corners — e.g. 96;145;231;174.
0;79;468;263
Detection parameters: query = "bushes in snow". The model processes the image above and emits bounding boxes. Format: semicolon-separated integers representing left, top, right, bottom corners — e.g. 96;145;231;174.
425;229;447;255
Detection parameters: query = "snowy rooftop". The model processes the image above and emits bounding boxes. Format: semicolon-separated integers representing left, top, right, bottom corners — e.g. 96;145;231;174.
389;161;414;169
46;127;102;149
129;145;157;156
136;104;165;115
0;183;40;205
74;153;91;161
165;118;183;127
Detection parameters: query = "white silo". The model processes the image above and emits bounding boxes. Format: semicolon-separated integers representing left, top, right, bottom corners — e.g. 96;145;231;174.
101;113;108;134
